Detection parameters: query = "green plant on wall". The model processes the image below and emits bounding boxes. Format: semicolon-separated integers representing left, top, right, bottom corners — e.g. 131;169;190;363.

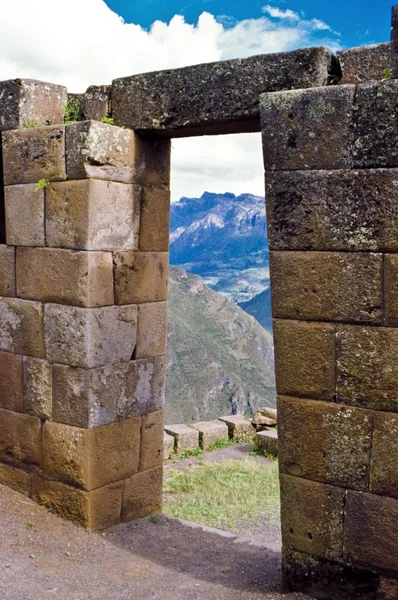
35;178;50;192
101;114;115;125
64;96;81;123
381;67;391;82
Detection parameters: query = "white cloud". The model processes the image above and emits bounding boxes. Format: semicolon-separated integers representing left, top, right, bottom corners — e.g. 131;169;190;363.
0;0;340;199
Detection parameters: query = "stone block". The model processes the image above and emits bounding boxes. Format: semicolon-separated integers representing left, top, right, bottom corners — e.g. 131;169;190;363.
163;424;199;454
280;474;344;560
5;184;45;247
265;169;398;253
52;357;165;427
0;351;23;412
255;429;278;457
23;357;52;419
0;79;67;132
139;187;170;252
44;303;137;368
73;85;110;122
384;254;398;326
0;297;45;358
0;246;15;297
133;135;171;189
113;251;168;305
278;396;373;490
31;474;123;530
218;415;255;440
0;463;31;495
121;466;163;521
370;412;398;499
42;417;141;491
378;578;398;600
46;179;141;251
163;432;175;459
273;320;335;400
16;247;114;307
0;408;41;467
337;42;390;84
2;125;66;186
344;491;398;573
140;410;164;471
336;325;398;411
112;47;331;136
270;251;382;323
136;302;167;359
260;85;355;171
192;420;229;450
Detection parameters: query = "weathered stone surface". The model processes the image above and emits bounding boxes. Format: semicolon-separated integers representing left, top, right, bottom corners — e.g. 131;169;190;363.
46;179;141;251
52;357;165;427
140;410;164;471
133;135;171;189
139;187;170;252
42;418;141;490
136;302;167;359
280;475;344;560
112;48;333;136
218;415;255;440
273;320;335;400
23;357;52;419
338;43;390;84
0;246;15;297
163;424;199;454
73;85;110;121
261;85;355;171
379;578;398;600
344;491;398;573
0;463;31;495
192;420;229;450
2;125;66;186
265;169;398;252
278;396;373;490
113;251;168;304
31;474;123;530
0;79;67;132
384;254;398;326
270;251;383;323
370;412;398;498
353;81;398;168
0;351;23;412
17;247;114;307
336;325;398;411
392;6;398;79
0;408;41;467
163;432;175;459
254;407;277;421
256;429;278;456
5;184;45;247
44;304;137;368
121;466;163;521
0;297;45;358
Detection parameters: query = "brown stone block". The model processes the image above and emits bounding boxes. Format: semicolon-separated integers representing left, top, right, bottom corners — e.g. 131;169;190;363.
378;578;398;600
134;135;170;189
136;302;167;359
0;297;45;358
370;412;398;498
255;429;278;457
121;466;163;521
265;169;398;253
5;184;45;247
280;474;344;561
337;43;390;85
336;325;398;411
52;357;165;428
68;87;110;122
260;85;355;171
193;420;229;450
0;246;15;297
218;415;255;440
384;254;398;326
0;351;23;412
23;357;52;419
31;474;123;530
2;125;66;186
0;463;31;495
44;304;137;368
344;490;398;573
270;251;382;323
273;320;335;400
0;408;41;467
46;179;141;251
114;251;168;305
163;424;199;453
278;396;373;489
17;247;114;307
139;187;170;252
139;410;164;471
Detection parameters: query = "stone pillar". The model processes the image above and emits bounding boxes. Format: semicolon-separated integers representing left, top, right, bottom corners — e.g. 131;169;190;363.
261;82;398;598
0;106;171;529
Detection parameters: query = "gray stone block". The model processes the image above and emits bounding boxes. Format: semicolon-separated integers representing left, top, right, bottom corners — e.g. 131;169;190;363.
218;415;255;440
192;420;229;450
337;43;390;84
163;432;175;459
163;424;199;454
256;429;278;457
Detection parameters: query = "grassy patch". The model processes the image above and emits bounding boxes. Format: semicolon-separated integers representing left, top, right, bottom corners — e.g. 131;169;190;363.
163;459;280;533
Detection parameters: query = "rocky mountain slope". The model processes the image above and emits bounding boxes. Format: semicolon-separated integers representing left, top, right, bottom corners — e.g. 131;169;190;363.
165;266;276;424
238;287;273;332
